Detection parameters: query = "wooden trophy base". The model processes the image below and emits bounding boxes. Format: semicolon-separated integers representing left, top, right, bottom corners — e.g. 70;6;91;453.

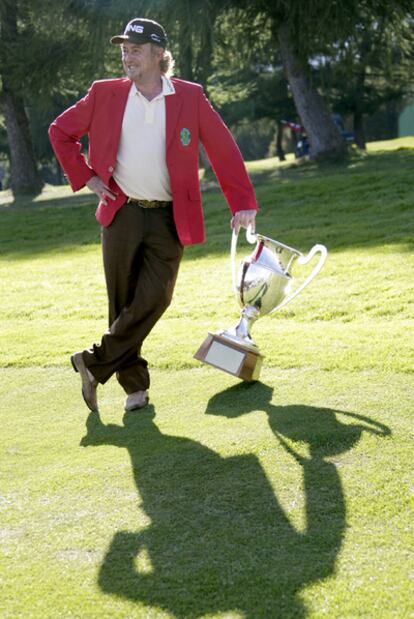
194;332;263;382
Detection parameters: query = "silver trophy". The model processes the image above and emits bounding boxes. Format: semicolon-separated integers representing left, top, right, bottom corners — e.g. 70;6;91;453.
194;227;327;381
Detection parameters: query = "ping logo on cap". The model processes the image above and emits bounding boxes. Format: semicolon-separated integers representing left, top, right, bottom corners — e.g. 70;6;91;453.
127;24;144;33
110;18;167;47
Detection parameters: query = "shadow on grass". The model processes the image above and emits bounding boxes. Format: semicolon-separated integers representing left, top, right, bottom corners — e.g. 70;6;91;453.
80;388;390;618
0;190;95;211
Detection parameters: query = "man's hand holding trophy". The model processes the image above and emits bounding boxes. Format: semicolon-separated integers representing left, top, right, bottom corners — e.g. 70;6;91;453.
194;226;328;381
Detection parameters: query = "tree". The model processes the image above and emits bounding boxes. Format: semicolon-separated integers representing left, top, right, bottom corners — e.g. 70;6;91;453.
246;0;414;160
0;0;117;195
0;0;43;195
275;22;346;160
316;15;414;148
206;9;297;160
237;0;346;160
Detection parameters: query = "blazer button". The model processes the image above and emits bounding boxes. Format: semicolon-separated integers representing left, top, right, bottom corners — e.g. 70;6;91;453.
108;165;114;173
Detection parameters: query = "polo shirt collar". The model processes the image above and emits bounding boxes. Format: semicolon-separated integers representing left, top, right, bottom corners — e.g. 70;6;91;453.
161;75;175;95
130;75;175;100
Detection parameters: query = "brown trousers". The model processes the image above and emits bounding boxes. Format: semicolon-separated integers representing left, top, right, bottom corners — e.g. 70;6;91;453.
83;203;183;394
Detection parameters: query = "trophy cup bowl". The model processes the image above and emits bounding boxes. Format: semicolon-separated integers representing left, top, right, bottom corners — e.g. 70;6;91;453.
194;227;327;381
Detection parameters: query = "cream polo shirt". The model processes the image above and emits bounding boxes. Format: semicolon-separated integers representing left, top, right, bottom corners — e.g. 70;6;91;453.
113;75;175;201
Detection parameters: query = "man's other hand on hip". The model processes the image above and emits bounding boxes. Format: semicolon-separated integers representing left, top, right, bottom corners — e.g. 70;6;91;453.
86;175;117;205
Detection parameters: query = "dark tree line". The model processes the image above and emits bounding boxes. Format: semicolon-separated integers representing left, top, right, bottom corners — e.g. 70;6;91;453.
1;0;413;196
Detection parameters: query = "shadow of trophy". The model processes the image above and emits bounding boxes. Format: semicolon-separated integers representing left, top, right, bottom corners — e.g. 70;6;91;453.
194;227;327;381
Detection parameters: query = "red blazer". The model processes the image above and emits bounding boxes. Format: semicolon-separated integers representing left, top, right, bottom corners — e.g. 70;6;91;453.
48;77;258;246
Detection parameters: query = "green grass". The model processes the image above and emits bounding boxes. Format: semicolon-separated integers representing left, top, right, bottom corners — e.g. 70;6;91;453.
1;138;413;618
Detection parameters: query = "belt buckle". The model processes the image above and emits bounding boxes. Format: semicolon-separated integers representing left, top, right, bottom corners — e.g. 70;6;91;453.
126;198;169;208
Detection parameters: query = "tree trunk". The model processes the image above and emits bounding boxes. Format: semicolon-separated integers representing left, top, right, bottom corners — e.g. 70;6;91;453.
2;88;44;196
199;144;212;178
276;23;346;161
353;109;366;149
178;10;194;81
195;9;217;174
55;158;65;185
353;39;368;150
276;122;286;161
195;13;215;95
0;0;43;196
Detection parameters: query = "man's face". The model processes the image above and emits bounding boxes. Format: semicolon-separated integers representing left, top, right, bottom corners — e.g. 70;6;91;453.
121;42;162;83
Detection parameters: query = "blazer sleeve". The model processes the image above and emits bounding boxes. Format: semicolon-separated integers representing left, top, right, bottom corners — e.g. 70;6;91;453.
48;84;97;191
198;88;258;214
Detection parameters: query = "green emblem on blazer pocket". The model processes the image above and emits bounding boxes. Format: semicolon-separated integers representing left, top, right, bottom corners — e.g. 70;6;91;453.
180;127;191;146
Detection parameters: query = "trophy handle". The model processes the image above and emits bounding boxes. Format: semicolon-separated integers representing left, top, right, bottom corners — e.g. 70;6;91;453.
269;243;328;313
230;226;257;300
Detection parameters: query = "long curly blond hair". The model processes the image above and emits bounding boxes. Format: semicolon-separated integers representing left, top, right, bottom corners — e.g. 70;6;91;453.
159;48;175;77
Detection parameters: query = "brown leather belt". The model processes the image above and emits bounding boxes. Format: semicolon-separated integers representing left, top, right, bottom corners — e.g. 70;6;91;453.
127;198;172;209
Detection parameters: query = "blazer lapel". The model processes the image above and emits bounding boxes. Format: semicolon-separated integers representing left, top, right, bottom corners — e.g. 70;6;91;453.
110;79;132;153
165;89;182;151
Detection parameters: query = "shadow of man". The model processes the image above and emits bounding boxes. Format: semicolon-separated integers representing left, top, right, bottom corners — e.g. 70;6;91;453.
81;389;390;619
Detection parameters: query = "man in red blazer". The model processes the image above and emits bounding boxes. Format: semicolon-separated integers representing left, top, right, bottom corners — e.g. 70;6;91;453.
49;17;258;413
